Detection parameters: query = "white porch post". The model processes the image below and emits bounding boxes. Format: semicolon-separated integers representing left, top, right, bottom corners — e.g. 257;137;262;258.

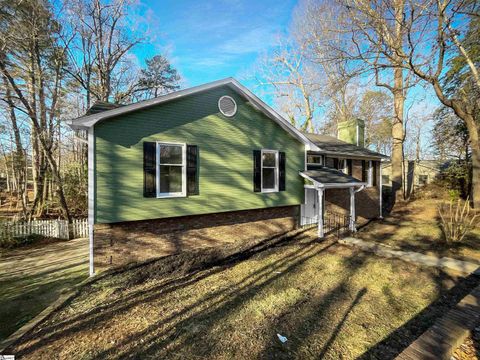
379;162;383;219
317;187;325;238
349;187;356;232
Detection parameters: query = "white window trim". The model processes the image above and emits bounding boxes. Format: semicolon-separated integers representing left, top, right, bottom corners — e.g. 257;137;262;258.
156;142;187;198
306;154;324;166
261;149;279;193
367;160;373;187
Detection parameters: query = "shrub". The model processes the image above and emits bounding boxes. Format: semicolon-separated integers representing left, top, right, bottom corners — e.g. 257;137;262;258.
438;198;479;243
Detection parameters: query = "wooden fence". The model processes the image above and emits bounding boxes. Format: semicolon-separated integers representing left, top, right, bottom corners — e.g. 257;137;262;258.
0;219;88;240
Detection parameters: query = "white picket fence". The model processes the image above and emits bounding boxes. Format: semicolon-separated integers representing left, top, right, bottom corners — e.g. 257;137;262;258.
0;218;88;240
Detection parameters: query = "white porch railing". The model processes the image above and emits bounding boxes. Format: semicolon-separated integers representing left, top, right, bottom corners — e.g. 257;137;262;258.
0;219;88;240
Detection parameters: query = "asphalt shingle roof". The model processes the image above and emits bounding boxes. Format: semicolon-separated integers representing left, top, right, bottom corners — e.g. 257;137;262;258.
303;132;388;159
300;168;364;185
85;101;124;115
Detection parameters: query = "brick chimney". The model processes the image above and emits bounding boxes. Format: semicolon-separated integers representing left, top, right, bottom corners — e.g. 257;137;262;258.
337;119;365;147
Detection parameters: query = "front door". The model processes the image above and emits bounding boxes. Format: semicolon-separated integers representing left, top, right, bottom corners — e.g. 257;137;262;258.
301;188;318;226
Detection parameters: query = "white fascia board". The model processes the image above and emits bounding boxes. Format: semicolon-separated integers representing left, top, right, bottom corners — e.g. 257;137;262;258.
66;77;320;150
67;78;235;130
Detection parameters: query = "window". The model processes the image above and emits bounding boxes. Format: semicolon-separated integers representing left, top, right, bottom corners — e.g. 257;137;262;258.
382;175;390;185
156;142;186;197
261;149;278;192
307;154;323;165
418;175;428;186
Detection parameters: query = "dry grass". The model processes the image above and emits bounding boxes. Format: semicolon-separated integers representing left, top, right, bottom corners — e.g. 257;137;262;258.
359;197;480;264
8;230;478;359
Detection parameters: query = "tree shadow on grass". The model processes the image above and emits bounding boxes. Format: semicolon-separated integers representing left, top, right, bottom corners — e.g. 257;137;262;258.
10;232;480;360
359;273;479;359
10;229;321;356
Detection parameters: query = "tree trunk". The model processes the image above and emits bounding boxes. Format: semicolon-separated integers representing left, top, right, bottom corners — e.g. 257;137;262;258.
461;114;480;208
391;66;405;205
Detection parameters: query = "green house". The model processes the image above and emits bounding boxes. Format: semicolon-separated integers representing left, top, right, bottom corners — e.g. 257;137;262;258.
69;78;387;275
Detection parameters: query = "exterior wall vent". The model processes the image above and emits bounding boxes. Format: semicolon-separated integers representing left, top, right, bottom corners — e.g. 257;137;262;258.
218;96;237;117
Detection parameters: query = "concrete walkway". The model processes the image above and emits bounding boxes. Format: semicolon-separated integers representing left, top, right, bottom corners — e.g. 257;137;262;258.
0;238;88;343
339;238;480;276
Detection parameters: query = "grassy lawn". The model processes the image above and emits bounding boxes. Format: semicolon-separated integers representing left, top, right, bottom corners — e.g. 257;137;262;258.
9;231;478;359
0;238;88;343
358;196;480;263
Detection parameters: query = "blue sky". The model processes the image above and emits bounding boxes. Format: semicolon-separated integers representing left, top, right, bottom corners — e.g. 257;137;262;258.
136;0;296;88
132;0;439;157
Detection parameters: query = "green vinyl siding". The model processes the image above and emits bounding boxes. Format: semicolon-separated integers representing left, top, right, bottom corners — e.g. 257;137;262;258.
94;86;305;223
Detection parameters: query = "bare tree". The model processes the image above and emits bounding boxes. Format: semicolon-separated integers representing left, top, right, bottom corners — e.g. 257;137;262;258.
0;0;72;221
63;0;143;105
357;90;393;154
293;0;362;132
255;39;322;132
336;0;411;204
396;0;480;207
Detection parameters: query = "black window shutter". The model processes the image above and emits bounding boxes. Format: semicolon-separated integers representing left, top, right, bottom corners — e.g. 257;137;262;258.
347;159;353;176
373;161;378;186
187;145;199;195
279;151;286;191
143;142;156;197
333;158;339;170
361;160;367;182
253;150;261;192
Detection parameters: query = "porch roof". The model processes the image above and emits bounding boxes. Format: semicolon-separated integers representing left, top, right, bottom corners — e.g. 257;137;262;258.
300;168;366;188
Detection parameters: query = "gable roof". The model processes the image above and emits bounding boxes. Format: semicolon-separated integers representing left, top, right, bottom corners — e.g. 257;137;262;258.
303;132;388;160
67;78;319;150
300;168;366;188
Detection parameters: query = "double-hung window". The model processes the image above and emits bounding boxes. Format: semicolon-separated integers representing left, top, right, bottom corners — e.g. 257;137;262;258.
261;149;279;192
156;142;186;197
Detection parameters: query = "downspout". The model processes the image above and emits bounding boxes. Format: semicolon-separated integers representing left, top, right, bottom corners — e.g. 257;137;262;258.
87;127;95;277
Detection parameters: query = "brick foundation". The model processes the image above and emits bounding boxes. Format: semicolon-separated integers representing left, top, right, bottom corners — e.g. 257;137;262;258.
93;205;299;269
322;159;381;224
325;187;380;225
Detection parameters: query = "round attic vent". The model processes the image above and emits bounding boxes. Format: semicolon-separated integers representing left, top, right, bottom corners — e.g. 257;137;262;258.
218;96;237;117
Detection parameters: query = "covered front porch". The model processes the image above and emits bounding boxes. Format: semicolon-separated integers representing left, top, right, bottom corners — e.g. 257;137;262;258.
299;169;366;238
